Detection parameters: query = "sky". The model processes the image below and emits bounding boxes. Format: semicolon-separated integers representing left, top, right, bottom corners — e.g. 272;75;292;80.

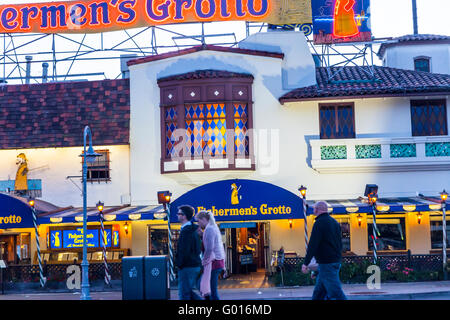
1;0;449;83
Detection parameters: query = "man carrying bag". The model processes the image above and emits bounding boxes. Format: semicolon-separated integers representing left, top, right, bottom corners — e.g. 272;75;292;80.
301;201;347;300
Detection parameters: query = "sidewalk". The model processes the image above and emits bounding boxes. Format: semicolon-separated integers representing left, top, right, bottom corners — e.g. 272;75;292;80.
208;281;450;300
1;281;450;300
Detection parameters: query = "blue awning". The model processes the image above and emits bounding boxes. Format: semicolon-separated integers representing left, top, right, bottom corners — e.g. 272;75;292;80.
38;205;165;224
306;196;448;215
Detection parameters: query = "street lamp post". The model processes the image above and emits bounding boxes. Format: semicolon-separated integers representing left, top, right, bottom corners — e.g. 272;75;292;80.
441;190;448;280
79;126;101;300
298;186;308;252
364;184;379;265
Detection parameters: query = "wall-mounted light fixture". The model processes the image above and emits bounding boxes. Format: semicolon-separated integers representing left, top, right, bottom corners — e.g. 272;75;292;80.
124;222;129;235
289;219;293;229
357;214;362;227
416;212;423;225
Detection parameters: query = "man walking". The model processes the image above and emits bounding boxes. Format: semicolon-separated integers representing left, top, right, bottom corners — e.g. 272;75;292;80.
302;201;347;300
175;205;202;300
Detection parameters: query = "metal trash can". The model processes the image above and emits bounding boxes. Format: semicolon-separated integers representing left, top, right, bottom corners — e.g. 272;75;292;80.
122;256;145;300
144;255;169;300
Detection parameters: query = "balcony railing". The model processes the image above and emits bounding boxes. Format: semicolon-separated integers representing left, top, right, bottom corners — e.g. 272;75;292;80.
310;136;450;173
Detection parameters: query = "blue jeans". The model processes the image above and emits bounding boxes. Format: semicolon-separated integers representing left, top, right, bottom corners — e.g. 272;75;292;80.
209;268;222;300
178;267;202;300
312;263;347;300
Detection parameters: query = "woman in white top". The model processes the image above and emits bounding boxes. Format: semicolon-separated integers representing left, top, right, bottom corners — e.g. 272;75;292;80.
195;210;226;300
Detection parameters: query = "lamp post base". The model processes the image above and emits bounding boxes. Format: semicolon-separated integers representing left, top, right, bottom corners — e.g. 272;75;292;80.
80;261;91;300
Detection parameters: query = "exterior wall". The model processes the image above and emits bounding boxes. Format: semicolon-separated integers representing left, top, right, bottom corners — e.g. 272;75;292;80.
269;220;304;256
405;211;432;254
0;145;131;208
382;43;450;74
128;40;449;256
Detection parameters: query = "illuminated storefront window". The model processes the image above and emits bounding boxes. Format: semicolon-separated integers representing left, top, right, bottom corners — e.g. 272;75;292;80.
335;217;351;253
367;217;406;251
430;216;450;249
148;225;179;256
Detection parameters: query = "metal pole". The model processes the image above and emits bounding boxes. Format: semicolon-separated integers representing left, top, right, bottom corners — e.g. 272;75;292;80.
443;202;447;280
31;206;45;288
80;126;91;300
372;203;378;265
412;0;418;35
99;210;111;286
303;196;308;252
165;203;175;283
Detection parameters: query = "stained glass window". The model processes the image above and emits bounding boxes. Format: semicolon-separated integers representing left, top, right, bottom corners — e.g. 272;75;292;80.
411;100;447;136
164;107;178;157
185;103;227;157
319;104;355;139
234;103;249;156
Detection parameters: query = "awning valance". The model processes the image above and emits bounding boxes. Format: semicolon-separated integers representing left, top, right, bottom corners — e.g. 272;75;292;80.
38;205;164;224
306;197;449;215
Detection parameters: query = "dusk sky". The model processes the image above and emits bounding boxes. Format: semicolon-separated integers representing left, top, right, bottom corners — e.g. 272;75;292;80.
1;0;449;82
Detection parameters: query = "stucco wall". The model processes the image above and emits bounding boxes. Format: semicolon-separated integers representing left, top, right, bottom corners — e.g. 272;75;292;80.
0;145;131;207
382;43;450;74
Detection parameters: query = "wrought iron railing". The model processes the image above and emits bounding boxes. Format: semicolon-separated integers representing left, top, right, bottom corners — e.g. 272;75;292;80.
3;262;122;283
281;253;443;272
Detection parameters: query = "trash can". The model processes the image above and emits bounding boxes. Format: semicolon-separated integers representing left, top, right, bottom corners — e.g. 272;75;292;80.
122;256;145;300
144;255;169;300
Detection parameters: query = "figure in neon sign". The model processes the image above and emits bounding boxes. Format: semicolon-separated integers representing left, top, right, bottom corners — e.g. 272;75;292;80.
333;0;359;38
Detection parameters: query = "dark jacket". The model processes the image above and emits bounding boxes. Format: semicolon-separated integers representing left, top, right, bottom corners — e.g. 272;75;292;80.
304;213;342;265
175;221;202;270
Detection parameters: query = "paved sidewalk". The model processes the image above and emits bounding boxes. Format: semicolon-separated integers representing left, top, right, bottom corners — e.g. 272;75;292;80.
210;281;450;300
1;281;450;300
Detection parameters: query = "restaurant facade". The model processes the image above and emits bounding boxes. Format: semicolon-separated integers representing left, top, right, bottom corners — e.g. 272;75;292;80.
0;31;449;277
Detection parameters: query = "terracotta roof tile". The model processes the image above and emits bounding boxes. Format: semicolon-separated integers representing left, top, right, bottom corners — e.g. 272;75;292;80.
280;66;450;103
0;79;130;149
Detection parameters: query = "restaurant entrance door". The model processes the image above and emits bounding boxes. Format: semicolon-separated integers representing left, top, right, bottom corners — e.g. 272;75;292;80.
223;222;270;275
0;235;17;265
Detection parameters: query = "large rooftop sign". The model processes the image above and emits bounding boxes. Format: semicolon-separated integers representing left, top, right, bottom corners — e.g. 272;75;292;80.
169;179;305;223
0;0;312;34
312;0;371;44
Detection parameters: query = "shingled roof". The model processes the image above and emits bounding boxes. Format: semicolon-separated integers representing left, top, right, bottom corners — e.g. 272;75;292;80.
279;66;450;103
0;79;130;150
378;34;450;57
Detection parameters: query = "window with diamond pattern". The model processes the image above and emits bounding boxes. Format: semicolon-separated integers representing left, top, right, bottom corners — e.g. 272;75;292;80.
411;99;447;136
158;71;253;172
319;103;356;139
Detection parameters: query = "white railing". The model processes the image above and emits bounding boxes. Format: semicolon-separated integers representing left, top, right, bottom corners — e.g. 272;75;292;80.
310;136;450;173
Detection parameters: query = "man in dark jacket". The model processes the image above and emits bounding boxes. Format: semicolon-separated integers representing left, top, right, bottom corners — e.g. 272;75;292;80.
301;201;347;300
175;205;202;300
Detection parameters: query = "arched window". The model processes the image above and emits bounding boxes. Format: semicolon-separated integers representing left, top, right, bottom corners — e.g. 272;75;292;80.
158;70;255;173
414;57;431;72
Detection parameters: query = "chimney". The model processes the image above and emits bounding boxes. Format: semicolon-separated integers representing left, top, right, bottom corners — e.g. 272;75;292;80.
42;62;49;83
25;56;33;84
120;54;138;79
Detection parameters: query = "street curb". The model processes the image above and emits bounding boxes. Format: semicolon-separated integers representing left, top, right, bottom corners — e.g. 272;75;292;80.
252;290;450;300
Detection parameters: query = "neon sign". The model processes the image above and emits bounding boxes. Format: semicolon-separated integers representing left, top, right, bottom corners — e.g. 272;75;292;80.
0;0;312;34
312;0;371;44
49;227;120;249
